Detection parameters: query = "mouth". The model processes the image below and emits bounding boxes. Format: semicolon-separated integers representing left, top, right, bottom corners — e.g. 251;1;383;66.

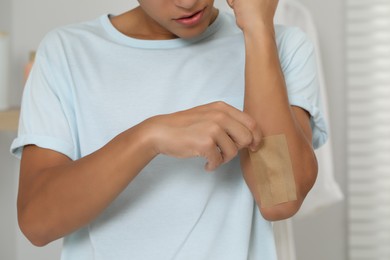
174;7;206;26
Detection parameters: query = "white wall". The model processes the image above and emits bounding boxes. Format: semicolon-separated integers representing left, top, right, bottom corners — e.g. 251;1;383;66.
0;0;12;32
291;1;347;260
0;0;347;259
8;0;137;107
1;1;137;259
0;133;17;260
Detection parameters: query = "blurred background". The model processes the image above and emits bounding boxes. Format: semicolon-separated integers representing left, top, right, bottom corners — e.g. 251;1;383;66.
1;0;388;259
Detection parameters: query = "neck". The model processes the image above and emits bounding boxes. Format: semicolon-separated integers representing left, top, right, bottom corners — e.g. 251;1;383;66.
110;7;220;40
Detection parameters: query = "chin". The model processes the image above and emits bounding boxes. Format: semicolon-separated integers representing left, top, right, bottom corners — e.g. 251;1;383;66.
176;25;209;39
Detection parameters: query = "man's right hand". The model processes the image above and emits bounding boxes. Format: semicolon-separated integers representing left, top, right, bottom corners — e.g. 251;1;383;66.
143;101;261;171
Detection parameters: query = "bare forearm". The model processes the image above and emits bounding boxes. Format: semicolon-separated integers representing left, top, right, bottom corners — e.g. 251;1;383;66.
19;101;262;245
18;124;157;246
241;28;317;219
244;29;294;132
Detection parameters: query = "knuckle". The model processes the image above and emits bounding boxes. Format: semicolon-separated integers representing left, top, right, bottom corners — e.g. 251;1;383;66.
211;111;227;123
213;101;228;108
201;137;216;151
224;149;238;162
207;122;223;136
237;136;252;149
235;131;254;148
247;118;257;131
243;134;254;146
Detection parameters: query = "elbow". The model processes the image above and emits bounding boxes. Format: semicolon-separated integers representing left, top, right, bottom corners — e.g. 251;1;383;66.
260;163;318;222
18;209;53;247
259;199;302;221
28;237;51;248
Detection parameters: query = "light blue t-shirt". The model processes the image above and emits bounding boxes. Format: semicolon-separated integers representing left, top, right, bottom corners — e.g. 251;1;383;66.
11;11;327;260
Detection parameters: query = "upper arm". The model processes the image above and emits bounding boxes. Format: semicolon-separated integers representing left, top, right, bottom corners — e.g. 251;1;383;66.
291;105;313;145
18;145;71;209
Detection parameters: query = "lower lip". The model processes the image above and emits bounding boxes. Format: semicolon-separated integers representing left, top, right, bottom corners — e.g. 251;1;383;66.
174;9;205;26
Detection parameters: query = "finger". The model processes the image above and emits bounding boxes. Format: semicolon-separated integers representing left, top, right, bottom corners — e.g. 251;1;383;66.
203;143;224;172
226;0;234;8
226;110;261;150
215;131;239;163
223;119;254;149
212;102;262;149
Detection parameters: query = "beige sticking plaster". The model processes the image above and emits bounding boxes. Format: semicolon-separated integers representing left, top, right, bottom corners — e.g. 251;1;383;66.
249;134;297;207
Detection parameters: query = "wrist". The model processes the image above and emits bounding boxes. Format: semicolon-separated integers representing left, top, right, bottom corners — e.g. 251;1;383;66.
122;119;161;159
243;24;275;43
137;115;168;157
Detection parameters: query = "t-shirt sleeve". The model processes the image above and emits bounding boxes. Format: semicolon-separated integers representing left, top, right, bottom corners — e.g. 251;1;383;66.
10;32;76;160
277;26;328;149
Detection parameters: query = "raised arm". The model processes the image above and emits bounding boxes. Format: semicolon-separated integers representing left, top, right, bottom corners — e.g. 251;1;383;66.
228;0;318;220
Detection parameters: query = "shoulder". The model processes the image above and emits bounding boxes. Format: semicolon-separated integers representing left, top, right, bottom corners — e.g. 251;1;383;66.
275;25;311;48
38;15;108;55
274;25;314;62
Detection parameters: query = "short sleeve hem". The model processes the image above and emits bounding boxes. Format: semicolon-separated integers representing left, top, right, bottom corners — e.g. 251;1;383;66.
10;135;75;160
288;95;328;149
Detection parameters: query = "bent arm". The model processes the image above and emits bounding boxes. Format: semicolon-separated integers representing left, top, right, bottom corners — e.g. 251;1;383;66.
227;0;318;221
240;24;318;220
18;101;260;246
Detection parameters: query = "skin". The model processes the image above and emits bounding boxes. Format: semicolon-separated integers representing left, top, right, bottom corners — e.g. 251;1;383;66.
226;0;318;219
18;0;318;247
